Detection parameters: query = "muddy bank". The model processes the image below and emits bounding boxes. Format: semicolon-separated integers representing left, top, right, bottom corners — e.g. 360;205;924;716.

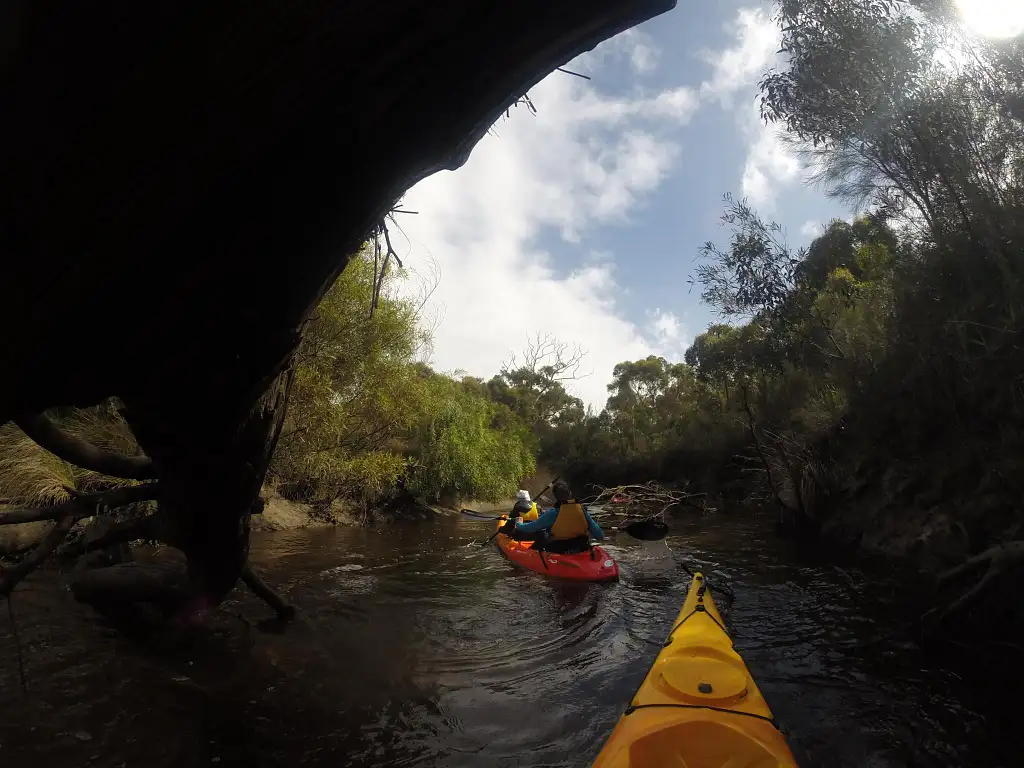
811;448;1024;573
251;494;341;533
252;490;465;533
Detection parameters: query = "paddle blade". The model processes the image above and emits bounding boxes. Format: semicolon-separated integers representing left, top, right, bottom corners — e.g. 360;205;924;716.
461;509;503;521
621;518;669;541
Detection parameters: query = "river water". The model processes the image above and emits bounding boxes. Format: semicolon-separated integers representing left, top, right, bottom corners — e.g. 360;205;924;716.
0;513;1016;767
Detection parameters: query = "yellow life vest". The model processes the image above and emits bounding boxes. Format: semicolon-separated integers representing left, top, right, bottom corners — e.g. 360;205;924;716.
521;501;540;522
550;500;588;540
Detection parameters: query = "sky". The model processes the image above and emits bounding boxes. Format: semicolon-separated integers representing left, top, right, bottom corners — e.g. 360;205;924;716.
393;1;852;411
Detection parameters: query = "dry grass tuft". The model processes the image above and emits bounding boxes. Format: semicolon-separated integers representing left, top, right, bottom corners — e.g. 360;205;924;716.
0;401;144;505
0;423;76;506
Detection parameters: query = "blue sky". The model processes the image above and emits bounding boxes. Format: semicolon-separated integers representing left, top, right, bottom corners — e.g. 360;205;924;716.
397;2;853;409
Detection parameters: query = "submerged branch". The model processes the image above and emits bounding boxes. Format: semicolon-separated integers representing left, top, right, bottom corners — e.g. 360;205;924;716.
240;565;296;620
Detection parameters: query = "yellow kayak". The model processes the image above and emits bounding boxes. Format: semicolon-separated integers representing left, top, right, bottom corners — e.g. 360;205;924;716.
592;573;798;768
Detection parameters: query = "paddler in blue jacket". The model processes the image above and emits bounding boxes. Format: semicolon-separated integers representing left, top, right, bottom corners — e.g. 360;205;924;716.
502;480;604;554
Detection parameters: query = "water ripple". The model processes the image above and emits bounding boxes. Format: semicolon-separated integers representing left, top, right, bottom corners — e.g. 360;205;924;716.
0;515;1012;768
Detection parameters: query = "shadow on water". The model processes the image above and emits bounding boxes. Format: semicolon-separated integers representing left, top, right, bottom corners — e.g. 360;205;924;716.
0;513;1017;767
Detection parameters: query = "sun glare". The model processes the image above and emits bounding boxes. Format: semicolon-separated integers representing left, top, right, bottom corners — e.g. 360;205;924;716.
956;0;1024;39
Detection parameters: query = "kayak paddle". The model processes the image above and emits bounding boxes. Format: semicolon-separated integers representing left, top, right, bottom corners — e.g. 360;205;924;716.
460;509;504;521
464;510;670;542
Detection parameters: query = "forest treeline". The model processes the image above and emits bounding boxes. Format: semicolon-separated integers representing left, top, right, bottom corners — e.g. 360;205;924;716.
2;0;1023;556
562;0;1024;560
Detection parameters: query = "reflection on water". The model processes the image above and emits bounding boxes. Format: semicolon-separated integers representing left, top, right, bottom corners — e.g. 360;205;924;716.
0;515;1015;767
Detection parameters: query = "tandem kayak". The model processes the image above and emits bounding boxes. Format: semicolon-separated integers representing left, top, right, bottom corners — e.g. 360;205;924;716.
493;519;619;583
592;572;798;768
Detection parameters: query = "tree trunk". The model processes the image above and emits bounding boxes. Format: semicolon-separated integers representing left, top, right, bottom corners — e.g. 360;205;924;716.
68;365;296;615
0;0;677;623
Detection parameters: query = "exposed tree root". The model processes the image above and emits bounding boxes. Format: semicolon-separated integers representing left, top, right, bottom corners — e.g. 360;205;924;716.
0;0;680;646
69;560;192;613
13;413;156;479
1;391;296;627
240;565;296;620
67;558;296;623
0;512;77;596
59;514;160;560
923;540;1024;625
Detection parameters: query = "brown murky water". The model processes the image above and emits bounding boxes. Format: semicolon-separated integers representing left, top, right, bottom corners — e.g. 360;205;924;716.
0;514;1016;767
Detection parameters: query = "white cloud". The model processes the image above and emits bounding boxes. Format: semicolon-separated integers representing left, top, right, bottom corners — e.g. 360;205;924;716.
396;38;697;410
740;101;800;209
631;39;659;74
647;309;689;358
587;28;661;75
697;7;802;210
800;219;825;239
699;8;778;105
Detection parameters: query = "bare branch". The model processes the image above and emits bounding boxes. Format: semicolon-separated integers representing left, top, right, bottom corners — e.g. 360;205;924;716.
585;481;710;517
556;67;592;80
503;331;591;381
14;413;156;480
924;541;1024;625
0;483;160;527
369;211;406;318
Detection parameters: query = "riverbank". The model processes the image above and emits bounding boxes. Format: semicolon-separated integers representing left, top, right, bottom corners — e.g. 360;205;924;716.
808;440;1023;574
251;489;474;533
252;466;563;533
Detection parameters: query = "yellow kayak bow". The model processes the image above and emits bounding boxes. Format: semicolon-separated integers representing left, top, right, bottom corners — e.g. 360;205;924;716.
592;572;799;768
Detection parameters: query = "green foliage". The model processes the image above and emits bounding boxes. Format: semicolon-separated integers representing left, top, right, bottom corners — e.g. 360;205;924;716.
270;250;428;506
270;246;534;508
406;374;535;503
561;0;1024;538
0;400;143;506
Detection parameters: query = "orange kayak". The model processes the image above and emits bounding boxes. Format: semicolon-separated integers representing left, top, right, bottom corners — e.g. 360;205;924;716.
493;519;619;583
592;572;798;767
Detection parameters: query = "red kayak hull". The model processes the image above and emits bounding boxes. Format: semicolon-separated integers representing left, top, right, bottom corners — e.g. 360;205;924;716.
494;523;620;583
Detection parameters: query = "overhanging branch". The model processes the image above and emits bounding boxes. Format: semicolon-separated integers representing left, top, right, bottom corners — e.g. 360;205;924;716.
14;413;156;480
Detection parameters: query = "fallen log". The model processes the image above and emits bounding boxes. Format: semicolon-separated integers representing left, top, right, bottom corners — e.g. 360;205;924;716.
0;483;160;596
0;484;160;526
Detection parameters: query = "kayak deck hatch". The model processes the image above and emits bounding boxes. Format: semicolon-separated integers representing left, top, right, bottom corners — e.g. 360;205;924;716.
591;573;798;767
